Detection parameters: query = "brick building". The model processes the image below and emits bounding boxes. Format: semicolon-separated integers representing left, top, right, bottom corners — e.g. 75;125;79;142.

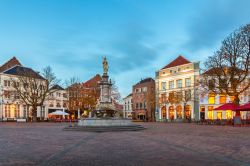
132;78;155;122
67;74;101;118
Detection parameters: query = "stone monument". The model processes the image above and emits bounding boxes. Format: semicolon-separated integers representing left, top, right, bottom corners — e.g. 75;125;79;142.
64;57;145;132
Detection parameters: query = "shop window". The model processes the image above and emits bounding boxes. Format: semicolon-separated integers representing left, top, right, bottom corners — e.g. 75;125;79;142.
217;112;222;120
226;110;232;119
161;106;166;119
208;106;214;119
176;105;182;119
185;105;191;119
169;106;174;120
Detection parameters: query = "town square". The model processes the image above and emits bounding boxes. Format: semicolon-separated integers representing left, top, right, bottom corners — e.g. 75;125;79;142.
0;0;250;166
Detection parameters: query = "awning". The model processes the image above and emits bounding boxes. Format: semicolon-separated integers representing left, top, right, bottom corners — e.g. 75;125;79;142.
213;103;239;111
236;103;250;111
49;110;69;116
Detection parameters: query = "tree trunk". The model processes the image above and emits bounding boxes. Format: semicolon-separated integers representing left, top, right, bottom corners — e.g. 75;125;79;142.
31;107;37;122
233;94;241;126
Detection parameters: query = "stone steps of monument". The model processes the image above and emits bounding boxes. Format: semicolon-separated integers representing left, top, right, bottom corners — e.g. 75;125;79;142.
63;125;145;132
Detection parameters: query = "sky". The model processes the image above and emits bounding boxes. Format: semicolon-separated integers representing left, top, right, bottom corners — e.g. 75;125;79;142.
0;0;249;97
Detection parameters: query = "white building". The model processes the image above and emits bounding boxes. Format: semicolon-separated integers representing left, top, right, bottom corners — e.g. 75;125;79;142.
46;85;68;118
199;69;250;120
122;93;133;119
0;57;67;121
155;55;200;122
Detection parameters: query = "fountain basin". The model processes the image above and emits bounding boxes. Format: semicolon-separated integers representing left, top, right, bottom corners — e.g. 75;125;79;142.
78;118;133;126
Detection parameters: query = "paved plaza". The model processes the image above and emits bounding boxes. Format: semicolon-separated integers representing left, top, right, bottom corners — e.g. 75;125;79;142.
0;123;250;166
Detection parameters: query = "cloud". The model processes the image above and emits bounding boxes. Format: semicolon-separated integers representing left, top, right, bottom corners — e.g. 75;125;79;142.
185;0;250;51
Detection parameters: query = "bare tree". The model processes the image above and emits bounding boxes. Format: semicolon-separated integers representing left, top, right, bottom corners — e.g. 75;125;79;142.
11;66;59;121
203;24;250;105
111;80;121;103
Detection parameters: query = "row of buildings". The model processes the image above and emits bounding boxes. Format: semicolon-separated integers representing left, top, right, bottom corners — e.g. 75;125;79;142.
123;55;250;122
0;57;68;121
0;57;122;121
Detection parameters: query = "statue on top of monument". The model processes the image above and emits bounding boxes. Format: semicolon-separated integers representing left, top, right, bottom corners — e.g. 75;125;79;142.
102;56;109;74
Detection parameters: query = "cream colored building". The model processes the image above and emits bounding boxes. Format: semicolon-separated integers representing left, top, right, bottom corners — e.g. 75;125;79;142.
122;93;133;119
199;74;250;120
155;56;200;122
0;57;67;122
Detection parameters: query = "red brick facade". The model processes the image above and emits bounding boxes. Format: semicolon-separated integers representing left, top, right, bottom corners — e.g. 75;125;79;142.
132;78;155;122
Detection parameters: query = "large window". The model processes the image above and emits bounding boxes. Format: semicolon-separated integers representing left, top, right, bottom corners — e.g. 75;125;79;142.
185;78;191;87
177;79;182;88
176;105;182;119
226;110;232;119
161;106;166;119
208;106;214;119
169;81;174;89
220;94;226;104
208;93;215;104
161;82;166;90
217;112;222;120
169;106;174;120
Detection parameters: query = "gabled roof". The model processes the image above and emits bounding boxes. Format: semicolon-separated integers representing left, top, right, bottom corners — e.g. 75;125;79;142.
3;66;45;80
0;56;22;72
136;78;154;85
51;84;64;90
82;74;101;87
161;55;191;69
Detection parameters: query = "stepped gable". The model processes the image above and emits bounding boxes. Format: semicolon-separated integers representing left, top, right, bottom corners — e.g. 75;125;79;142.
161;55;191;69
0;56;22;72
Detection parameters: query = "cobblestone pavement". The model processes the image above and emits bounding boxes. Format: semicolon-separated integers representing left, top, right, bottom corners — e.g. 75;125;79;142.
0;122;250;166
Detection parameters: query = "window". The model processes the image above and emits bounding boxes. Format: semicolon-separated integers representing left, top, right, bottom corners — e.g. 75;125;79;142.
226;110;232;119
219;94;226;104
170;70;172;74
185;78;191;87
185;90;191;101
177;79;182;88
4;80;10;87
178;68;181;72
161;82;166;90
161;93;166;103
139;103;143;109
230;96;235;102
136;103;139;109
169;81;174;89
56;103;61;107
208;93;215;104
217;112;222;120
144;102;147;109
23;105;27;118
142;87;147;92
208;106;214;119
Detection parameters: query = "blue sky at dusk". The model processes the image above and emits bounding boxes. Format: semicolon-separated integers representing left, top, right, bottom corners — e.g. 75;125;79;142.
0;0;249;97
